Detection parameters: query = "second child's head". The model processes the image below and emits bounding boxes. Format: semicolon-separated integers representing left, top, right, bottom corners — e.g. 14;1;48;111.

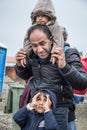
34;91;52;113
31;89;57;113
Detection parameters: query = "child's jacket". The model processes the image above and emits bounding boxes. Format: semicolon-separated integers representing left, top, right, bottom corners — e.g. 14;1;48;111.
13;107;58;130
23;0;68;55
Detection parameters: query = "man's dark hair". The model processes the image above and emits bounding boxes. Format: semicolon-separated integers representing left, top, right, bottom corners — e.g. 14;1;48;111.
28;24;52;41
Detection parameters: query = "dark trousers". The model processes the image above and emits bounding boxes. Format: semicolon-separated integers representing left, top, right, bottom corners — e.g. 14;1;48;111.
54;107;69;130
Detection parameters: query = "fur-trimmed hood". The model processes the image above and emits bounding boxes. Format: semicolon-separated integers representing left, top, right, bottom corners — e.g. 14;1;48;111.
31;0;57;24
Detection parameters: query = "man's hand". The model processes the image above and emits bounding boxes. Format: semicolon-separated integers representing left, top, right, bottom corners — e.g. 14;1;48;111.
15;48;27;67
50;47;66;68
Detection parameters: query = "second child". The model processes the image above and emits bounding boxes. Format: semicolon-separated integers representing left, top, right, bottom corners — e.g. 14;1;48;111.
13;89;58;130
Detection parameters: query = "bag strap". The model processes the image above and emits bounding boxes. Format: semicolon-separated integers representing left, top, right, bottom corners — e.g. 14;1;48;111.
26;76;33;86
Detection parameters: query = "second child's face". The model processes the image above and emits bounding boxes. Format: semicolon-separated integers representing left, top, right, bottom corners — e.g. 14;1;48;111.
35;93;51;113
36;15;49;25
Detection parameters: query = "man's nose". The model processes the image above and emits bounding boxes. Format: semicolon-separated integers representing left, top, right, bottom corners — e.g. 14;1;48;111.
37;46;43;52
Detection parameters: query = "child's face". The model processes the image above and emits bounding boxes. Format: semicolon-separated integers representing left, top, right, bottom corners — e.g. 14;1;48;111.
36;15;49;25
35;93;52;113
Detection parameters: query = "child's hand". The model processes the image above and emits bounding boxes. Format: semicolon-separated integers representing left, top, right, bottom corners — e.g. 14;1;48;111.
30;93;40;109
15;48;26;67
44;95;52;112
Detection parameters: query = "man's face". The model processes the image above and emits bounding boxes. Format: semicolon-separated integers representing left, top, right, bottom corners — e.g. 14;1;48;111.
29;29;52;59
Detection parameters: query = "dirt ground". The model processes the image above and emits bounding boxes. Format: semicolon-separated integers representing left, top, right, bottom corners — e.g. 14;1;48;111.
0;76;87;130
75;97;87;130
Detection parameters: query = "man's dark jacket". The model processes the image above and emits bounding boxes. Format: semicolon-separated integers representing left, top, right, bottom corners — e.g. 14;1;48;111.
15;46;87;121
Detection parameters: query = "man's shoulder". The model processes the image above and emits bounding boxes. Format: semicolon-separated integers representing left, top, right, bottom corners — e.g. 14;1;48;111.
64;43;80;55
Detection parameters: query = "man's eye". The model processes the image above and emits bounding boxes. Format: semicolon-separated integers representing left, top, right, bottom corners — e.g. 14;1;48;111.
40;41;46;45
32;44;37;48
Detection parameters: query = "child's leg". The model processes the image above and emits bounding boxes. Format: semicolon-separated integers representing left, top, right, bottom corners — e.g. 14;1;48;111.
53;107;69;130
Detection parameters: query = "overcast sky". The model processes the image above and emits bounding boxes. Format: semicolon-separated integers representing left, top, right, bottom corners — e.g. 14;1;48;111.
0;0;87;56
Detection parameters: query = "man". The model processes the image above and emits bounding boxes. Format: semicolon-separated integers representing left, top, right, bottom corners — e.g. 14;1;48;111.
15;24;87;130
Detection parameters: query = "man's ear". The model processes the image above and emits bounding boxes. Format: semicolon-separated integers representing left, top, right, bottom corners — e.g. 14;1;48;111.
50;36;53;41
50;36;53;45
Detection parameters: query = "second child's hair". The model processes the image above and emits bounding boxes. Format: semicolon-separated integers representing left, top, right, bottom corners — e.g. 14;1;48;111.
31;90;51;100
28;24;52;41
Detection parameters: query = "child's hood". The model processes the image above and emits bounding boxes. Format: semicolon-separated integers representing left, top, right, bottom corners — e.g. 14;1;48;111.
31;0;57;24
45;89;57;110
31;88;57;110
